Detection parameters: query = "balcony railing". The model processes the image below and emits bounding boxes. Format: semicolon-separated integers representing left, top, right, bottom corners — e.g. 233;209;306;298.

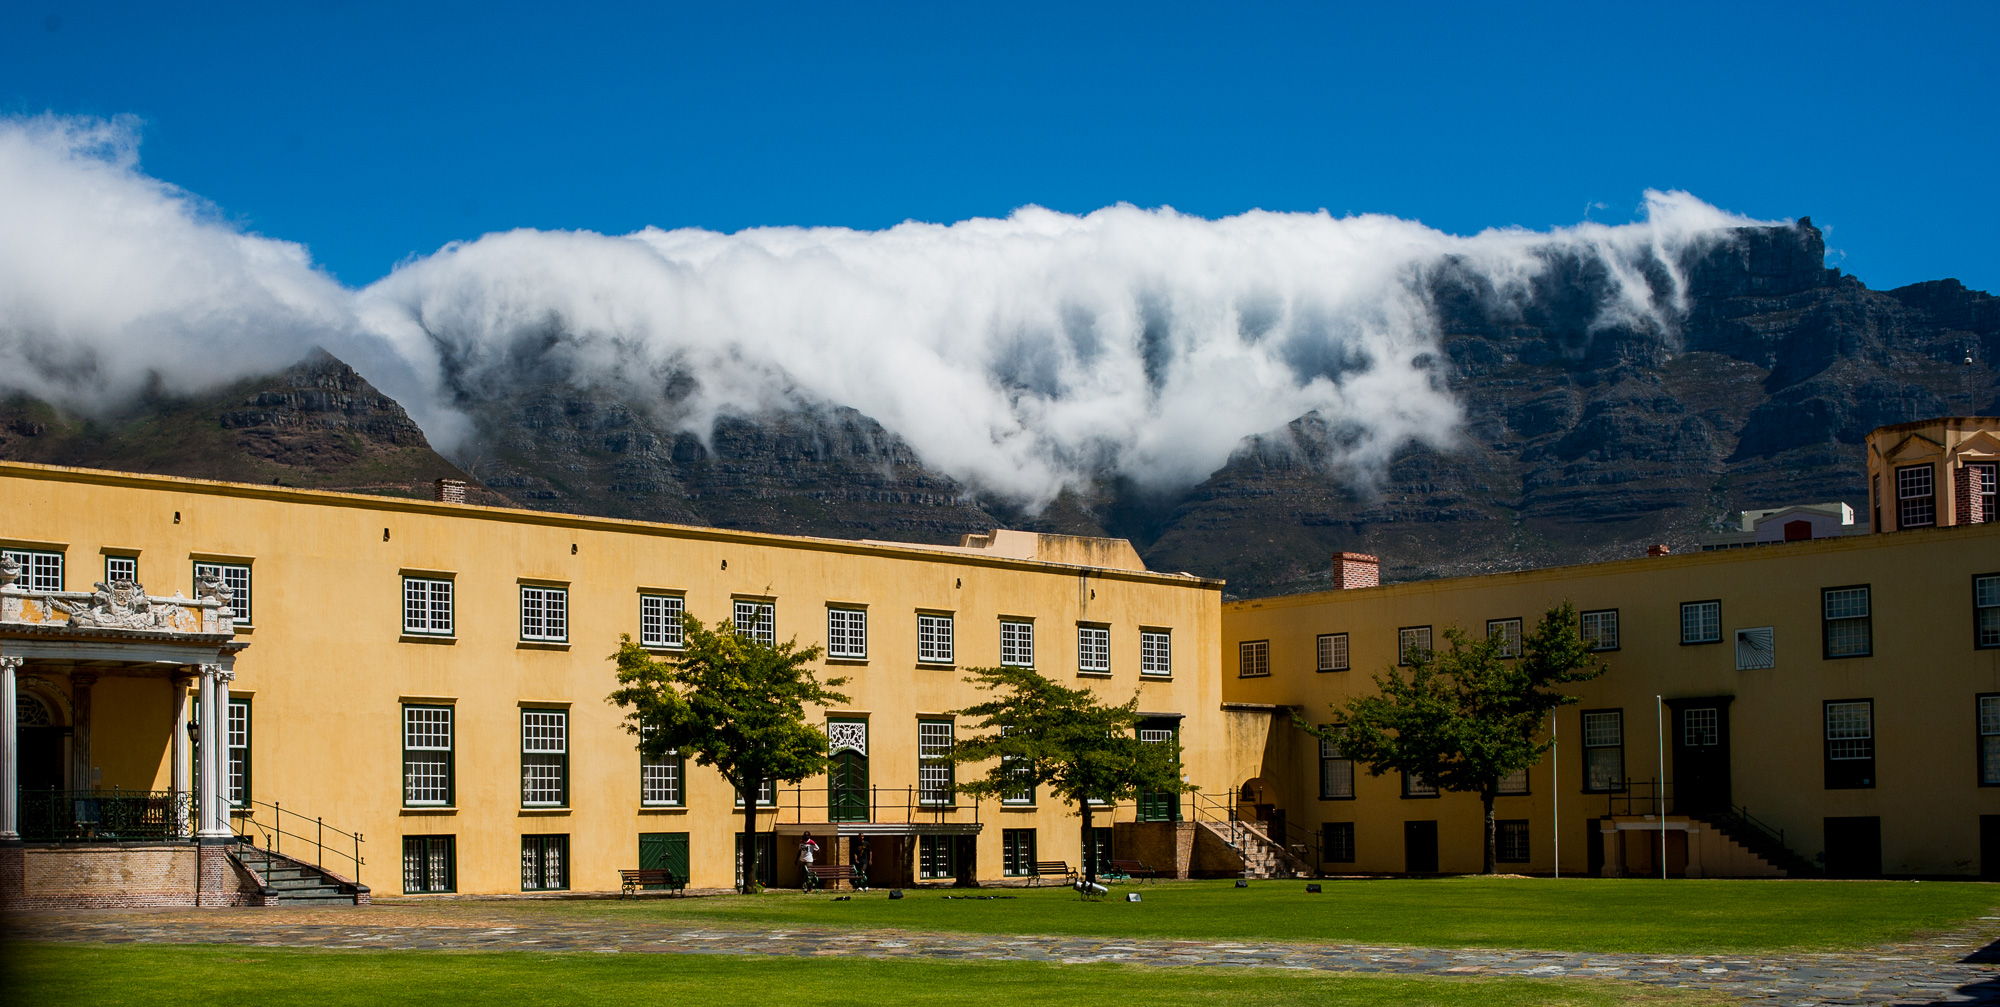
770;786;983;827
18;789;193;842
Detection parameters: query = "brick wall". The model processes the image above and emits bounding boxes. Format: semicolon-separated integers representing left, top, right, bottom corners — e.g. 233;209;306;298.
1112;822;1194;878
1330;553;1379;590
0;843;265;910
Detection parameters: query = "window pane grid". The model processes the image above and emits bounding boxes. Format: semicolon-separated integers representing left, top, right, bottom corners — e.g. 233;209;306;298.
403;578;453;635
1078;626;1109;672
827;608;867;659
1140;630;1171;675
402;836;454;893
1398;626;1432;664
1000;621;1033;667
522;710;567;806
1897;464;1936;527
1683;708;1719;746
1238;639;1269;677
194;563;251;624
1580;610;1619;651
918;614;954;663
641;595;684;649
1977;576;2000;648
1486;619;1522;658
1825;702;1873;759
918;721;953;804
4;550;64;592
520;586;567;642
1496;767;1530;794
734;600;775;644
105;555;137;582
1318;632;1350;671
521;835;568;891
1680;602;1720;644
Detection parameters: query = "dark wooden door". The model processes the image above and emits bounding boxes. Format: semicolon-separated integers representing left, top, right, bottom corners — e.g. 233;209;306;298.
639;832;689;889
1404;820;1438;873
1824;817;1881;878
1670;699;1732;815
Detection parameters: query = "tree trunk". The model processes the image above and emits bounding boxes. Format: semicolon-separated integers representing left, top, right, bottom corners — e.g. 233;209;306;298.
741;767;761;894
1482;788;1497;875
1080;801;1096;888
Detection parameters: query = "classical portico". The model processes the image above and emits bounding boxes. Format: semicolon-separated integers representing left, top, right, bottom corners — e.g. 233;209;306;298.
0;555;249;908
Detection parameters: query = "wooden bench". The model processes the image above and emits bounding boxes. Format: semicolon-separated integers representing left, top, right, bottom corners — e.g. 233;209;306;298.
618;868;686;897
803;863;867;892
1105;859;1158;882
1029;861;1077;886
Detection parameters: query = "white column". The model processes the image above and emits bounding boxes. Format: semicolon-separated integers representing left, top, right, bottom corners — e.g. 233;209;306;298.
170;672;193;836
1;655;20;841
196;663;229;839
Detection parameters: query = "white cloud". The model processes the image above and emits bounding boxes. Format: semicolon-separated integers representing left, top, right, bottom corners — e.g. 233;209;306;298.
0;113;1777;507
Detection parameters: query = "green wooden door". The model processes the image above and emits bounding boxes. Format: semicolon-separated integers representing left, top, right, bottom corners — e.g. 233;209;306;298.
1137;722;1181;822
829;750;869;822
639;832;689;889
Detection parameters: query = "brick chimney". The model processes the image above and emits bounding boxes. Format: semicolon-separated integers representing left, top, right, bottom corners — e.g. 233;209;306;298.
1646;543;1671;557
433;478;468;504
1330;552;1379;589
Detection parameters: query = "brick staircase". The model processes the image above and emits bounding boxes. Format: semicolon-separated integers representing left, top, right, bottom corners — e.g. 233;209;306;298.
232;845;369;904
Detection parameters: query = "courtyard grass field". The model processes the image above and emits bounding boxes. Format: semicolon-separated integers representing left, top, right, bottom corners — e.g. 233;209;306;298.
512;876;1998;954
2;944;1735;1007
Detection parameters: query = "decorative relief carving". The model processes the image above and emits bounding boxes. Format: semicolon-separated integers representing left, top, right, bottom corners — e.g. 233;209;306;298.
826;720;867;756
50;580;178;630
3;576;221;636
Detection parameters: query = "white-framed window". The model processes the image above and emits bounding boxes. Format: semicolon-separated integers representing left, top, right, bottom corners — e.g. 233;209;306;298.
520;585;568;642
1000;620;1034;667
1896;463;1935;527
1319;738;1354;799
1979;695;2000;785
917;613;954;664
734;776;776;807
104;554;138;584
1582;710;1624;792
1825;701;1873;760
1680;601;1721;645
1975;575;2000;649
1140;630;1172;676
521;709;568;807
226;698;251;806
1401;771;1437;797
641;594;685;649
1579;609;1619;651
1736;626;1775;670
1002;753;1035;805
1683;707;1720;747
193;562;252;624
1238;639;1270;678
641;728;684;807
734;599;775;645
3;549;64;592
403;706;453;806
1486;619;1522;658
918;720;955;805
1496;766;1530;795
1823;586;1871;658
1077;625;1110;674
826;607;867;659
403;577;454;636
1398;625;1432;665
1318;632;1349;672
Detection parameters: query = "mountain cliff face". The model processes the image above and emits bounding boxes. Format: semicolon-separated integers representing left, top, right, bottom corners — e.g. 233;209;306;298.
6;220;1994;598
1128;220;1998;594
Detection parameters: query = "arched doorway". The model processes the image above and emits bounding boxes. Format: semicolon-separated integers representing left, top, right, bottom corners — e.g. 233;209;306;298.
17;694;65;791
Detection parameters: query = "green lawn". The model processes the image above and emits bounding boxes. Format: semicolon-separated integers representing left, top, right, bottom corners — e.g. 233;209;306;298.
2;944;1731;1007
498;877;1996;954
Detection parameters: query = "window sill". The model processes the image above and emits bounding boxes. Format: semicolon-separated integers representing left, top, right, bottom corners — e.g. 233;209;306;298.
642;646;686;655
639;805;688;814
916;662;956;670
233;624;256;634
999;804;1038;812
824;657;869;666
401;634;457;645
519;807;571;815
401;806;457;814
1316;668;1349;674
1400;794;1441;800
518;641;571;651
1139;674;1173;682
1076;670;1112;678
1317;795;1356;802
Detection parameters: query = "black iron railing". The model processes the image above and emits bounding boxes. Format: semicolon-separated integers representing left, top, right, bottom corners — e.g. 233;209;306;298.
18;789;193;842
231;800;364;885
1602;777;1675;817
771;786;983;827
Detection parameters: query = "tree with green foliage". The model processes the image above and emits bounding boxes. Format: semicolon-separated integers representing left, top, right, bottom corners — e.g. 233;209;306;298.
608;613;850;893
949;665;1190;887
1300;603;1605;874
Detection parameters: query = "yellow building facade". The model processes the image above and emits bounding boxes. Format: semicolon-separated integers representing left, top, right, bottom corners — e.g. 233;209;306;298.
1220;517;2000;878
0;462;1225;899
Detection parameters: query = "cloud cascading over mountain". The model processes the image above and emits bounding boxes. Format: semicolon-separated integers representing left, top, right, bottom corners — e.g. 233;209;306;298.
0;113;1776;507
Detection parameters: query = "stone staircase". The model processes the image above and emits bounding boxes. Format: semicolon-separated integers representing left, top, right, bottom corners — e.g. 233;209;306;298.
232;845;369;904
1695;811;1820;877
1197;819;1314;879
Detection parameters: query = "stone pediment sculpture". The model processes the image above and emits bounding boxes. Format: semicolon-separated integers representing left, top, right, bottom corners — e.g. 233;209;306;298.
51;579;176;630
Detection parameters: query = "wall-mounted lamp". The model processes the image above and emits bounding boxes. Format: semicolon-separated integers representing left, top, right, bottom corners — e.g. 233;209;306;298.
955;578;961;589
173;511;181;525
720;559;728;570
383;528;391;541
571;543;578;555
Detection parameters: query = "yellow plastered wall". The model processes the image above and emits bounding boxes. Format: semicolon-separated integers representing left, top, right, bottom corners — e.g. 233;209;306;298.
1;463;1223;894
1222;522;2000;876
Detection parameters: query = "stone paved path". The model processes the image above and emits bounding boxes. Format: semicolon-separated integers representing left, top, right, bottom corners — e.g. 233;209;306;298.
6;902;1996;1005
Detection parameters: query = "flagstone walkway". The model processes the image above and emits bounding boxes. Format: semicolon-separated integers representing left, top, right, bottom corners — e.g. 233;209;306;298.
7;901;1996;1005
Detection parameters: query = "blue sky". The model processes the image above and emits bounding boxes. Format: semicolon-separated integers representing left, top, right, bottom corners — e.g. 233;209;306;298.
5;1;1995;290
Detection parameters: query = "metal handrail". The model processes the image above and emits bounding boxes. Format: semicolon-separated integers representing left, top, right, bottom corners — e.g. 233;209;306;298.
770;786;983;827
1726;804;1787;849
231;799;364;884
